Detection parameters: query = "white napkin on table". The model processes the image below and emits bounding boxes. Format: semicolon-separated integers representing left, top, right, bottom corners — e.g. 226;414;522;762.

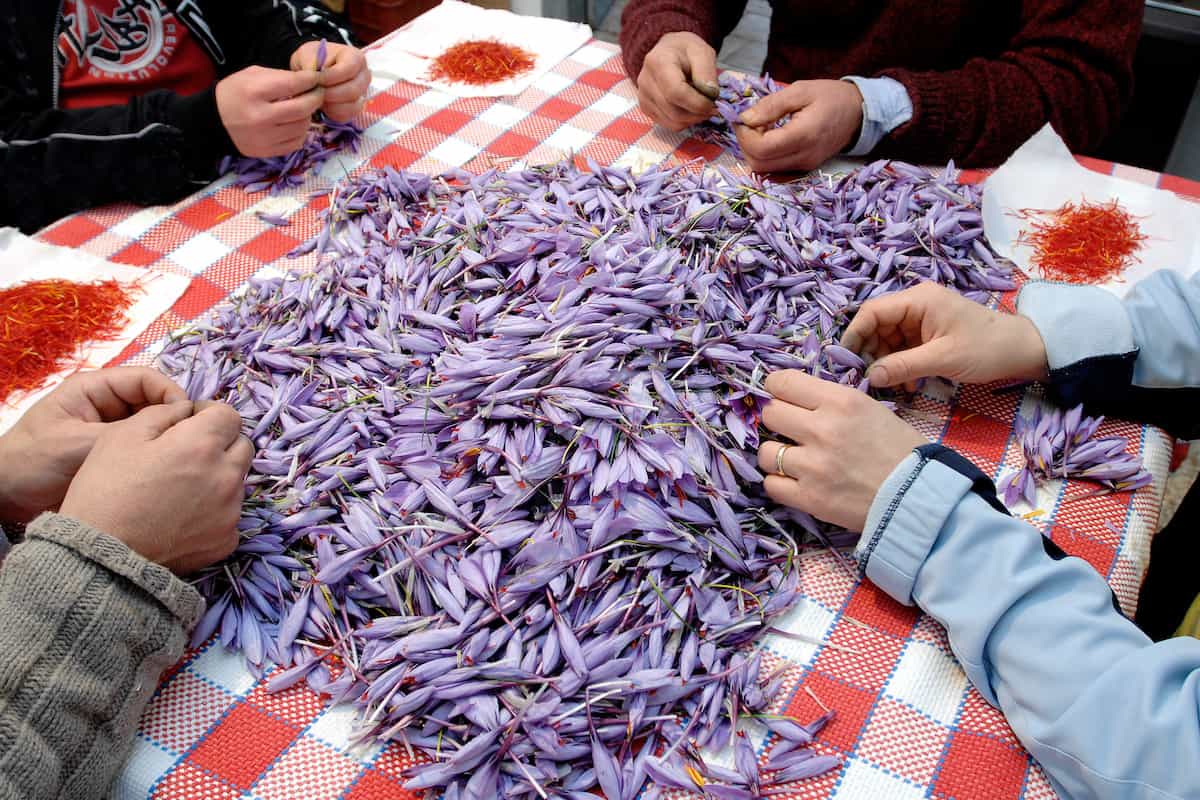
365;0;592;98
0;228;190;433
982;124;1200;298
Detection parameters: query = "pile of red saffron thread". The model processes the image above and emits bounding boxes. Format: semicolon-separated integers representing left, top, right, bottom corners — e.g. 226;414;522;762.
1016;199;1148;284
0;279;134;404
427;39;535;85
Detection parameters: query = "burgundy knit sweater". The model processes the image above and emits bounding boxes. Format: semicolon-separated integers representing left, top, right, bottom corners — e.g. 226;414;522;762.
620;0;1142;166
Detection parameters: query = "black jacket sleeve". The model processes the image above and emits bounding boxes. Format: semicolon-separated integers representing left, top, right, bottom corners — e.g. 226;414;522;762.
0;0;352;234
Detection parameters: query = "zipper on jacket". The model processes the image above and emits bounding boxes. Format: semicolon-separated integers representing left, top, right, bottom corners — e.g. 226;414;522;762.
50;0;65;109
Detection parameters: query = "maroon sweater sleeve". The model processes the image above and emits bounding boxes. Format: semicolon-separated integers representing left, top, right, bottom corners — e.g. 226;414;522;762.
878;0;1141;166
619;1;749;81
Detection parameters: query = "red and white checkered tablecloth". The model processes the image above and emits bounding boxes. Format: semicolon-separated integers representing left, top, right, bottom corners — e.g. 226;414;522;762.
32;37;1200;800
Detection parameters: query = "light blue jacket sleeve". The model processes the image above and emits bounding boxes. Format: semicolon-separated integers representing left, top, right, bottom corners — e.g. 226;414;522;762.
855;446;1200;800
1018;270;1200;439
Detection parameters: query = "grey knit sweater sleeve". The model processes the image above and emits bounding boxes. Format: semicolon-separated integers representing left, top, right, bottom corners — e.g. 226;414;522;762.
0;513;204;800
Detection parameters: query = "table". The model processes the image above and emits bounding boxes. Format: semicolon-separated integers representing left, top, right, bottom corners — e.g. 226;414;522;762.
33;37;1199;800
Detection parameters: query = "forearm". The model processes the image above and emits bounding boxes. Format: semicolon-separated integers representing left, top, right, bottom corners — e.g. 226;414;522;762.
857;446;1200;800
1018;270;1200;439
0;514;202;800
618;0;747;82
876;0;1139;165
0;89;232;233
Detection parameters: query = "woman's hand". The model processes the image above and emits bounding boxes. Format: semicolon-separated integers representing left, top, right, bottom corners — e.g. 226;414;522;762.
842;282;1049;391
735;80;864;173
757;370;926;531
0;368;187;524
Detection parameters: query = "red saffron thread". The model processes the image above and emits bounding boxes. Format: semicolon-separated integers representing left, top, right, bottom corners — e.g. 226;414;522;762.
0;279;134;404
1016;199;1148;284
427;39;536;86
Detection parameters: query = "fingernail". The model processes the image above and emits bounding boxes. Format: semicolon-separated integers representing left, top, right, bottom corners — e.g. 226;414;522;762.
867;364;889;386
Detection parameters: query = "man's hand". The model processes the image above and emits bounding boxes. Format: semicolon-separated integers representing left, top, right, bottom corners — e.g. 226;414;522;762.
636;32;720;132
0;368;187;525
291;41;370;122
841;283;1050;391
59;401;253;574
215;66;324;158
735;80;864;173
757;371;926;532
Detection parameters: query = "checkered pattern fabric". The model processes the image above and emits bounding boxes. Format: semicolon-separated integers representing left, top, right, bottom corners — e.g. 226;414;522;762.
32;39;1199;800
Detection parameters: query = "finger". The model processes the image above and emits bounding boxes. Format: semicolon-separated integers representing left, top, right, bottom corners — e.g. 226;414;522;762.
738;118;821;165
124;400;196;439
322;69;370;106
756;440;804;479
252;67;321;101
639;82;695;131
79;367;188;421
319;46;367;86
175;401;244;450
259;124;313;156
867;338;959;388
661;74;715;119
763;370;831;410
228;435;255;473
739;82;810;128
760;399;813;442
322;100;366;123
763;474;812;513
842;290;929;355
265;87;325;124
681;38;719;98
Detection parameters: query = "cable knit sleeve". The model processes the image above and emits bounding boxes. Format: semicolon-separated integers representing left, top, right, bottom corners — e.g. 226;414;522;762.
618;0;750;81
878;0;1141;166
0;513;203;800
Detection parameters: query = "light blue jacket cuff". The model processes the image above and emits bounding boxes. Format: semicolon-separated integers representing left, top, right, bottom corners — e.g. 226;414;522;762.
1016;281;1136;371
841;76;913;157
854;452;975;606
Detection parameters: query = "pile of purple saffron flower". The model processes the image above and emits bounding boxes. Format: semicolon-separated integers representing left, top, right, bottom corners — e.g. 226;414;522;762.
160;156;1013;799
1000;404;1152;507
693;73;787;160
220;115;364;195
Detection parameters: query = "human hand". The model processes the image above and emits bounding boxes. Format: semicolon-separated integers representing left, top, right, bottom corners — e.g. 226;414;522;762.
0;368;187;525
757;371;926;531
636;32;720;132
215;66;323;158
841;283;1049;391
59;401;253;574
735;80;863;173
291;41;371;122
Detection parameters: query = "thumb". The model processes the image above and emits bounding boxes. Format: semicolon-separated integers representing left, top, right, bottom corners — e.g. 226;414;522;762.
740;83;806;128
683;41;718;97
867;339;956;388
255;67;321;101
124;400;196;440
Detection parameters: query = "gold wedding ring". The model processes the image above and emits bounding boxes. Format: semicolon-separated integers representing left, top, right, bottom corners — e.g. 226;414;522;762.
775;444;792;478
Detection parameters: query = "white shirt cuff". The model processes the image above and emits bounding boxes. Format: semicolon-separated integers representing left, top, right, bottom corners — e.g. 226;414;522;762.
841;76;914;157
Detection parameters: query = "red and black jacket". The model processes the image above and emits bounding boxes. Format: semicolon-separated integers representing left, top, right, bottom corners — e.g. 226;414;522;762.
0;0;352;233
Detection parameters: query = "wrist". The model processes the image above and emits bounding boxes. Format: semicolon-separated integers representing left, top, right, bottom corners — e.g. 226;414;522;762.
1012;315;1050;382
0;435;29;524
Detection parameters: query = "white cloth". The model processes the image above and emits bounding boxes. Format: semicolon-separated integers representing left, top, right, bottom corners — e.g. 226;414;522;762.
982;124;1200;298
0;228;190;433
364;0;592;98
